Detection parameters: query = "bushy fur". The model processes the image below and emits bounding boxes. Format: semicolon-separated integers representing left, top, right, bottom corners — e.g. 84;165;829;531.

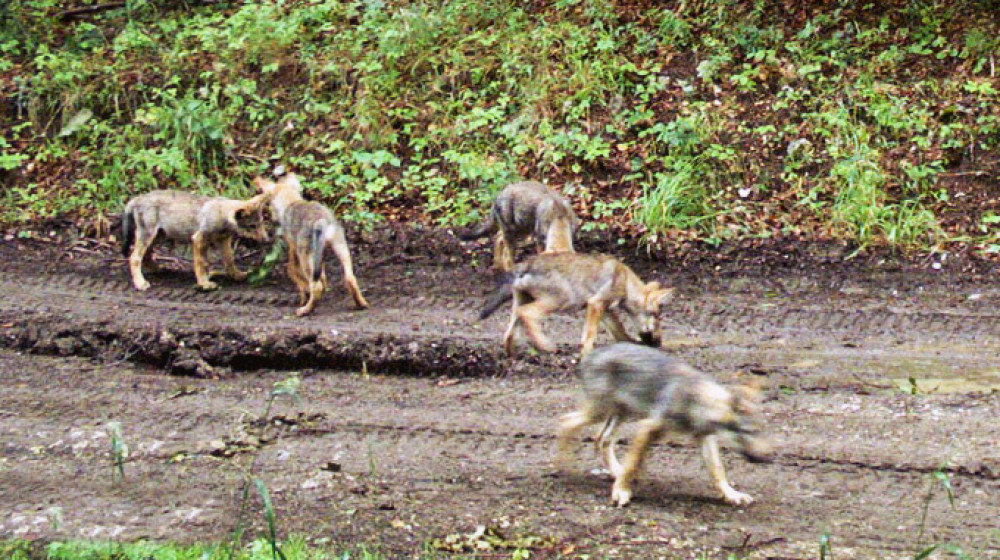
461;181;579;272
478;252;672;357
557;343;772;507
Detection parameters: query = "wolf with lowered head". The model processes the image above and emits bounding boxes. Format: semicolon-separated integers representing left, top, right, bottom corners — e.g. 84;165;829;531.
478;252;673;357
557;342;772;507
121;189;270;291
460;180;579;272
254;171;368;316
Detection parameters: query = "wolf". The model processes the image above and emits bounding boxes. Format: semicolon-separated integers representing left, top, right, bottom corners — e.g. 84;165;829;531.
460;181;579;272
120;189;270;291
253;172;368;316
477;252;673;357
556;342;772;507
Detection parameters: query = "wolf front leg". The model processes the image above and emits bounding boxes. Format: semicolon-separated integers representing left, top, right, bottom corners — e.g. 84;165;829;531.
191;231;219;290
580;300;607;356
601;310;636;343
701;434;754;506
611;418;664;507
492;231;515;273
219;236;248;281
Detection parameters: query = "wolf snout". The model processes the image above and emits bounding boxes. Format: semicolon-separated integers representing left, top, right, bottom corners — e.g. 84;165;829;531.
638;330;661;347
741;437;774;463
743;450;773;464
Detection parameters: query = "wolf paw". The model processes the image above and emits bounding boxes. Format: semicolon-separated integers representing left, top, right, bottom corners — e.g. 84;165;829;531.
134;279;151;291
295;305;313;317
723;490;754;506
611;482;632;507
197;281;219;292
535;340;557;353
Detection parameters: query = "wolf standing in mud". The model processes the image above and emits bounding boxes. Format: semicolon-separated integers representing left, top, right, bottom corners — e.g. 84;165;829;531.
254;171;369;316
120;189;270;291
557;342;772;507
461;181;579;272
478;252;673;357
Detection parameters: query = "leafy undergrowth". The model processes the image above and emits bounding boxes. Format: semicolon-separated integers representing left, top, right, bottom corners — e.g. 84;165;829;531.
0;535;559;560
1;537;387;560
2;0;999;255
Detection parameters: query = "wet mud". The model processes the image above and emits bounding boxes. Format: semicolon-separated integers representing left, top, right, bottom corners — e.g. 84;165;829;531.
1;230;998;558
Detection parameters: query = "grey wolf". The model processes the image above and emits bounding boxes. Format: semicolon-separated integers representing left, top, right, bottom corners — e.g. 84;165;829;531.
478;252;673;356
121;189;270;291
254;172;368;316
556;342;772;507
460;181;579;272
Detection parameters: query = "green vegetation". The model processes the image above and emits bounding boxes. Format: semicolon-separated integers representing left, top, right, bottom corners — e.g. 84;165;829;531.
0;538;392;559
2;0;999;252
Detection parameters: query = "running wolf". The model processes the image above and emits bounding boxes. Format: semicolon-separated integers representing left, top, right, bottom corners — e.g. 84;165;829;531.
478;252;673;357
254;172;369;316
557;342;772;507
121;190;270;291
460;181;579;272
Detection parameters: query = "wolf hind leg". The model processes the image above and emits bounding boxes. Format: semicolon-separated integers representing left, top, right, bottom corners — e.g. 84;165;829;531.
129;226;159;291
295;243;321;316
517;297;558;353
328;226;368;309
502;295;522;356
555;406;603;471
596;416;624;478
285;239;309;305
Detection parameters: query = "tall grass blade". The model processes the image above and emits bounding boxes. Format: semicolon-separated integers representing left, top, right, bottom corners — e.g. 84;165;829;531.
253;477;287;560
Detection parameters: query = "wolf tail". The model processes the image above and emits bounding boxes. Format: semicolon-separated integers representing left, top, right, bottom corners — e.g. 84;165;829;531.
458;210;497;241
477;271;515;320
120;203;135;258
310;223;328;282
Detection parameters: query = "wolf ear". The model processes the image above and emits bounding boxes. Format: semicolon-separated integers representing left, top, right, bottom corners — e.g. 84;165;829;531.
646;281;661;291
252;177;273;195
650;287;674;305
730;383;762;412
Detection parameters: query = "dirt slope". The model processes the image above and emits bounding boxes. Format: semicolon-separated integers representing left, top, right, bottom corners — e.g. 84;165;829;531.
1;232;998;558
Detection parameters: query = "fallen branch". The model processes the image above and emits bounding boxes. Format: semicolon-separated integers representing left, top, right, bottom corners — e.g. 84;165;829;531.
59;2;126;20
937;170;993;177
59;0;220;20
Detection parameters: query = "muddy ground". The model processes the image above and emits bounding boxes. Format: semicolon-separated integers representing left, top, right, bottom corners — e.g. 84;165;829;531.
1;228;999;559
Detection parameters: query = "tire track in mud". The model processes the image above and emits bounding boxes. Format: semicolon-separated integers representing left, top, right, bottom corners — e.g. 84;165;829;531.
281;420;1000;481
3;262;1000;380
5;268;1000;334
4;345;999;556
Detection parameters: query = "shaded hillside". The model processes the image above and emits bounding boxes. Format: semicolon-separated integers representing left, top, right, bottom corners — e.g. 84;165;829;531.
2;0;999;254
